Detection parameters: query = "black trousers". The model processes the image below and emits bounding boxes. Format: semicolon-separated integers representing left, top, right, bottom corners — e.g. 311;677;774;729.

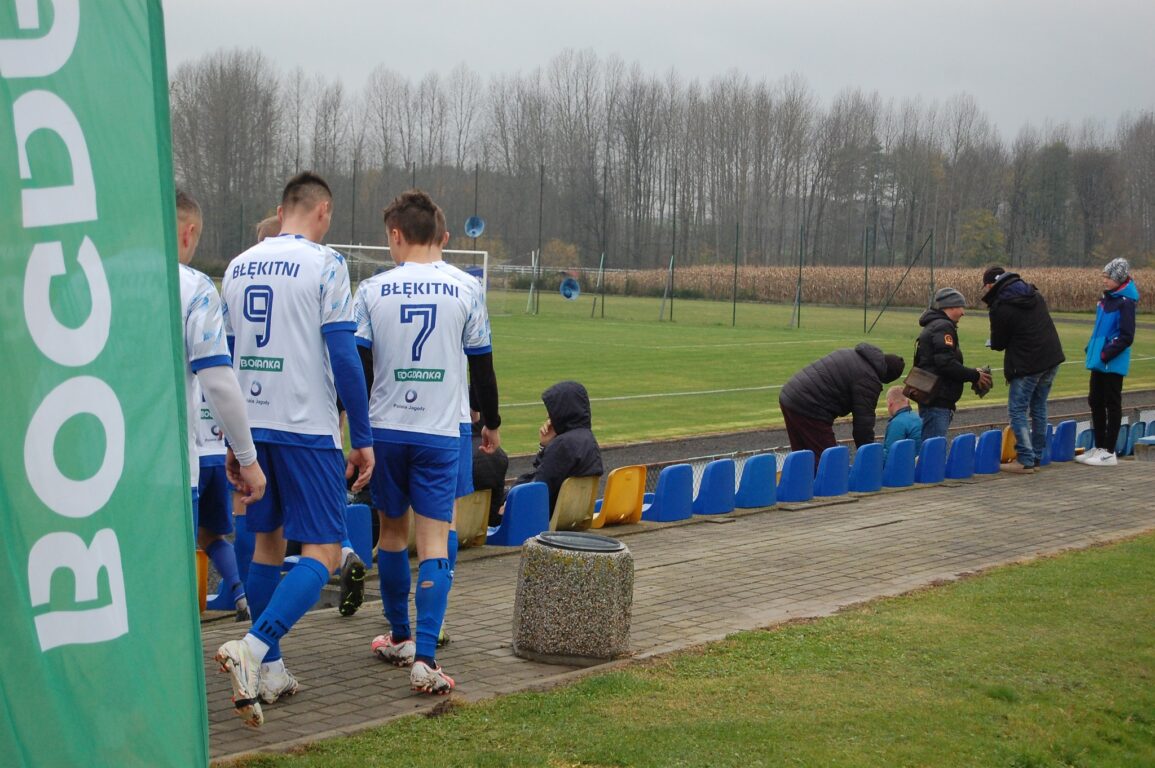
1088;371;1124;451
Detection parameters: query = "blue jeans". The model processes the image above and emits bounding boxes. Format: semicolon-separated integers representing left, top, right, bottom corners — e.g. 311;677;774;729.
1007;365;1059;467
919;406;953;441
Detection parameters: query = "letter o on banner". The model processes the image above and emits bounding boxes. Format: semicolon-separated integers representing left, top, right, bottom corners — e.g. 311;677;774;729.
24;376;125;518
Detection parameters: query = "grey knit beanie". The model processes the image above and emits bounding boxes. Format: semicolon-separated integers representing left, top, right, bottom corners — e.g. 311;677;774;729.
1103;258;1130;284
933;287;966;309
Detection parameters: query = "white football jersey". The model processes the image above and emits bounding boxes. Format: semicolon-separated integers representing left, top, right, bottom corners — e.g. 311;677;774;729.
221;234;354;448
179;264;232;487
354;260;491;445
193;379;227;460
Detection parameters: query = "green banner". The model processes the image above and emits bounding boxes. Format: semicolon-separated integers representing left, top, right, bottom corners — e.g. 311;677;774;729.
0;3;207;766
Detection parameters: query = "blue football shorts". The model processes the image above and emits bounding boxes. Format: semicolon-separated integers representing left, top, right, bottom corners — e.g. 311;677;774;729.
372;440;458;523
196;457;234;536
456;422;474;499
245;442;347;544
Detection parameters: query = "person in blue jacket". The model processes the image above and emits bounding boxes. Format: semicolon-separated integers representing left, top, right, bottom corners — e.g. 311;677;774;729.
1077;258;1140;467
882;386;922;462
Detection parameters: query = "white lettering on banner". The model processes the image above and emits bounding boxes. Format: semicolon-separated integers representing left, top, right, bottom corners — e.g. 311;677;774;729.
0;0;79;78
6;10;130;652
23;239;110;366
28;530;128;651
14;89;97;227
24;376;125;519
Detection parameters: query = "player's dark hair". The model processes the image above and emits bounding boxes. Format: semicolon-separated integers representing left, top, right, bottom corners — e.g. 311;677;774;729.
175;188;201;220
281;171;332;212
382;189;446;247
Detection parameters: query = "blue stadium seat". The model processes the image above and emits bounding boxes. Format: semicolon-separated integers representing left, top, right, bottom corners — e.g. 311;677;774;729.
640;464;694;523
882;439;915;488
1127;421;1147;456
692;459;736;515
486;481;549;546
848;443;883;493
914;436;947;484
735;453;776;508
944;433;976;480
777;450;814;503
1115;422;1131;456
1051;420;1077;462
813;445;849;497
1039;423;1054;466
975;429;1003;474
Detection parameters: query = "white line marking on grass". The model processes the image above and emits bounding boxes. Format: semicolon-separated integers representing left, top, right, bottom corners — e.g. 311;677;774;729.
504;383;785;408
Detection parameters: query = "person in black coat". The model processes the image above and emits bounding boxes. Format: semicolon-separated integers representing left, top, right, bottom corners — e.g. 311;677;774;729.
778;342;906;456
508;380;603;512
914;288;993;441
981;267;1065;472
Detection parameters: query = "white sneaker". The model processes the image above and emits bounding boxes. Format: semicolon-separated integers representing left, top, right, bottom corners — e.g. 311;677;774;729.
215;640;263;727
1085;450;1118;466
258;660;299;704
371;633;416;667
410;660;455;694
1075;447;1103;464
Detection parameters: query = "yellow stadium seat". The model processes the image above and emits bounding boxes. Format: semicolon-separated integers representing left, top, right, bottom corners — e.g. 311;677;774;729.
548;475;600;532
591;465;647;528
1001;425;1016;463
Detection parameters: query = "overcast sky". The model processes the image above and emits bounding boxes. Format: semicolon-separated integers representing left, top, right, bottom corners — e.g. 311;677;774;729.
162;0;1155;142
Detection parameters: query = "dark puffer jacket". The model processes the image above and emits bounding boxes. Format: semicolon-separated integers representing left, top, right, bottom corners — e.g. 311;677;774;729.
512;380;603;511
981;273;1065;379
915;308;980;410
777;343;891;446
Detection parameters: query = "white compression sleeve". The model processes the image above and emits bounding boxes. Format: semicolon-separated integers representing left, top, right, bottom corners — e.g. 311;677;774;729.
196;364;257;466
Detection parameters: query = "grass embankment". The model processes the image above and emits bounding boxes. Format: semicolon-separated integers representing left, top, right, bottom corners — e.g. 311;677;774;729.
238;533;1155;767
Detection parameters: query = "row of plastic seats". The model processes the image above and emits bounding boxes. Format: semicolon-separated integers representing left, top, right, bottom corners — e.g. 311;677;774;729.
638;420;1079;524
265;420;1082;561
1077;421;1149;457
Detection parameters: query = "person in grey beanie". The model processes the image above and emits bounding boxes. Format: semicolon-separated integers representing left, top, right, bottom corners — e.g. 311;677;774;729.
1077;258;1140;466
913;288;993;442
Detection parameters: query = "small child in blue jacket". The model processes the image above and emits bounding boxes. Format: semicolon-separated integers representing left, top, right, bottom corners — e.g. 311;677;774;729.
883;386;923;462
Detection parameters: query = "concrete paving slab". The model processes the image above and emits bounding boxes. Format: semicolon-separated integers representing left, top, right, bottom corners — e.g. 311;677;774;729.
204;459;1155;763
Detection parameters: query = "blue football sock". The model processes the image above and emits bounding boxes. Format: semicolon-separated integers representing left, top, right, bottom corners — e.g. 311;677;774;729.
232;516;254;583
446;530;458;574
414;558;452;664
378;548;411;640
250;557;328;652
205;538;244;602
245;562;282;661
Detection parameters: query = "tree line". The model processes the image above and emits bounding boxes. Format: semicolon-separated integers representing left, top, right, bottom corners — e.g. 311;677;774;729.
170;48;1155;276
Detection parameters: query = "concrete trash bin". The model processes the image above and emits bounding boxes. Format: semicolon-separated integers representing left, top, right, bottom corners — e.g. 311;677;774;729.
512;530;634;665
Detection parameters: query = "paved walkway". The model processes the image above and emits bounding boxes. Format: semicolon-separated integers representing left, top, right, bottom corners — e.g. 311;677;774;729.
204;459;1155;763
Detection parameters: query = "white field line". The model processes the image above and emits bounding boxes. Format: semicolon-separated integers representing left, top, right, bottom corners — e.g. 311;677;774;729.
501;355;1155;409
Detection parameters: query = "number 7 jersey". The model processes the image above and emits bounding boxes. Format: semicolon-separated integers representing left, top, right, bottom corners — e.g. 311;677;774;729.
221;234;355;448
353;260;491;447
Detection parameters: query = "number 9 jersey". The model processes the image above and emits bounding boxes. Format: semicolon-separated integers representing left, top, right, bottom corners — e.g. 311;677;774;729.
353;260;491;447
221;234;355;449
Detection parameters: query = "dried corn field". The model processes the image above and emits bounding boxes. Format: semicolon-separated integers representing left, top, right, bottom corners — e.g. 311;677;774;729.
578;266;1152;314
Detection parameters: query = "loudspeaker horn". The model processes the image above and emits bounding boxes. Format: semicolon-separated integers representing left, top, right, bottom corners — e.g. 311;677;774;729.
464;216;485;239
559;277;581;301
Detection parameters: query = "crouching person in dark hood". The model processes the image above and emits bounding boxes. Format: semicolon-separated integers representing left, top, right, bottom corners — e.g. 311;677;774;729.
778;343;905;456
507;380;603;512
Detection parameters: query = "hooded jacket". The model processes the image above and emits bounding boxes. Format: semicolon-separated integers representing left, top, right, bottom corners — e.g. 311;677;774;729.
981;273;1065;379
914;307;980;410
1085;277;1140;375
512;380;603;511
777;343;892;446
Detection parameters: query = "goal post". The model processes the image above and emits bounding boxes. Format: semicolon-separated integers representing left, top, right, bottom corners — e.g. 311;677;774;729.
327;244;489;289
